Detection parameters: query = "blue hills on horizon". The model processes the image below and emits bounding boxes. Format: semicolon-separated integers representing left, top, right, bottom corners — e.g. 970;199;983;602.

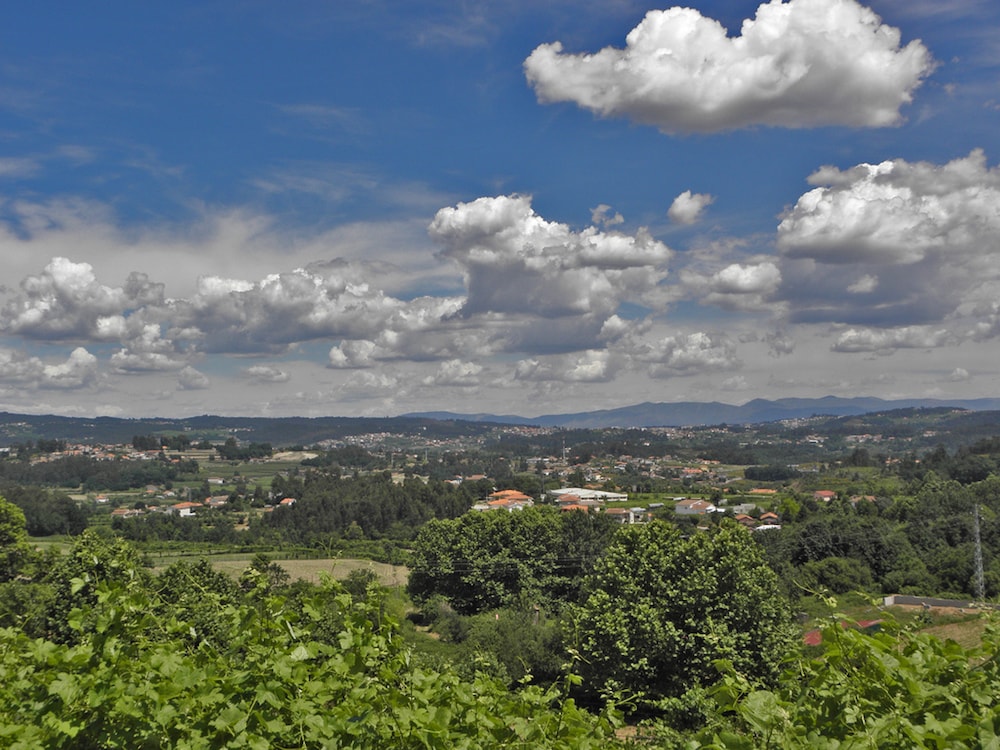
405;396;1000;429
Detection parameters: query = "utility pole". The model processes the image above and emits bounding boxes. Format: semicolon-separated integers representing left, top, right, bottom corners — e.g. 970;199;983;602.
973;504;985;601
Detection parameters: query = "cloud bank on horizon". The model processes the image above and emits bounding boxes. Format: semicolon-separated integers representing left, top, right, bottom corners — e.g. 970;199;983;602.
0;0;998;418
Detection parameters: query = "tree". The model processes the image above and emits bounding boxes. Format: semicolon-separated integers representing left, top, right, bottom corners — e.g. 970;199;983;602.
800;556;873;594
407;507;615;615
568;521;795;703
0;495;32;582
40;529;148;643
3;486;89;536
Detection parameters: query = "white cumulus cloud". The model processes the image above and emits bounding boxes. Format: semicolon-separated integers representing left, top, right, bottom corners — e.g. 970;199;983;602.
777;150;1000;336
668;191;715;224
422;359;483;387
682;261;782;312
515;350;616;383
524;0;934;133
0;346;98;390
1;257;127;340
244;365;291;384
779;150;1000;265
831;326;955;353
178;366;210;390
630;331;741;377
41;347;99;389
328;339;379;369
429;194;671;327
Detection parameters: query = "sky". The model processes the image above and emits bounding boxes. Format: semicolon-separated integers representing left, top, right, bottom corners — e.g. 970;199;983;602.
1;0;999;419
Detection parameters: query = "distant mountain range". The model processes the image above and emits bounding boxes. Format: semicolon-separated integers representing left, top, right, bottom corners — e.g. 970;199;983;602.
406;396;1000;429
3;397;1000;446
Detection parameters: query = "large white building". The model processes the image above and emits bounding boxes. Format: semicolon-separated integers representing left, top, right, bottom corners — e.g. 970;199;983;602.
549;487;628;502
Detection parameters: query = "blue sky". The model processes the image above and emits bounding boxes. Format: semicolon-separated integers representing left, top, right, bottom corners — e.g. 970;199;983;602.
1;0;999;418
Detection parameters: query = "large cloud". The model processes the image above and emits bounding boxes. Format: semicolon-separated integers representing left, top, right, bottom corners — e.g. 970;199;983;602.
430;194;671;322
682;261;783;312
627;331;741;377
524;0;934;133
0;346;98;390
831;326;955;353
0;257;155;341
777;150;1000;336
514;350;616;383
778;149;1000;264
173;265;406;354
422;359;483;387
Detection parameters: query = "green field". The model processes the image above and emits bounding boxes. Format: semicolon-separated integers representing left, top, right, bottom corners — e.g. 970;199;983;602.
142;551;409;588
209;556;409;587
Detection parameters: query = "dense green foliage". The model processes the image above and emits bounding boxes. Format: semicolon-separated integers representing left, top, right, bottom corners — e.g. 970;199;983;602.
756;470;1000;600
0;454;198;491
216;437;273;461
0;496;32;582
568;522;796;705
260;472;475;542
407;507;617;614
6;411;1000;744
743;465;800;482
132;433;193;452
1;484;88;536
0;518;621;748
694;608;1000;748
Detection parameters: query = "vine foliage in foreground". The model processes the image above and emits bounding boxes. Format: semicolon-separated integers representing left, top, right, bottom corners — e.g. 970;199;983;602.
0;565;621;748
696;605;1000;749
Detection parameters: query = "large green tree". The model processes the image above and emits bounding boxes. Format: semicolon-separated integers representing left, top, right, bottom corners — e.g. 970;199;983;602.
0;495;32;582
407;507;615;614
568;521;795;703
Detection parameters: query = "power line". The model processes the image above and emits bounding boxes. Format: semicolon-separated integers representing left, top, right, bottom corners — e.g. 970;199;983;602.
973;504;985;601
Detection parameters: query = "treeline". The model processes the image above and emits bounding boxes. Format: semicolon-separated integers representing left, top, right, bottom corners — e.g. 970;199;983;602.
0;454;199;491
258;471;474;542
759;472;1000;600
1;484;89;536
899;439;1000;484
405;508;795;713
216;437;273;461
109;471;482;553
132;433;196;451
112;509;246;546
744;464;801;481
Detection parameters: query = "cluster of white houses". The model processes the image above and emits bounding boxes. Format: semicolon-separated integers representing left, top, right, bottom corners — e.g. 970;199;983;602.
109;495;298;520
471;486;787;529
472;487;653;524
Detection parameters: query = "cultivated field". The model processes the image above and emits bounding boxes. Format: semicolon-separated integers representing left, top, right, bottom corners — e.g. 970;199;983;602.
210;556;410;587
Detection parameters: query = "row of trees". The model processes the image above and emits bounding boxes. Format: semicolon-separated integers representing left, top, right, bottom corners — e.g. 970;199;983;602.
259;472;477;542
0;453;199;491
760;472;1000;599
407;508;796;708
